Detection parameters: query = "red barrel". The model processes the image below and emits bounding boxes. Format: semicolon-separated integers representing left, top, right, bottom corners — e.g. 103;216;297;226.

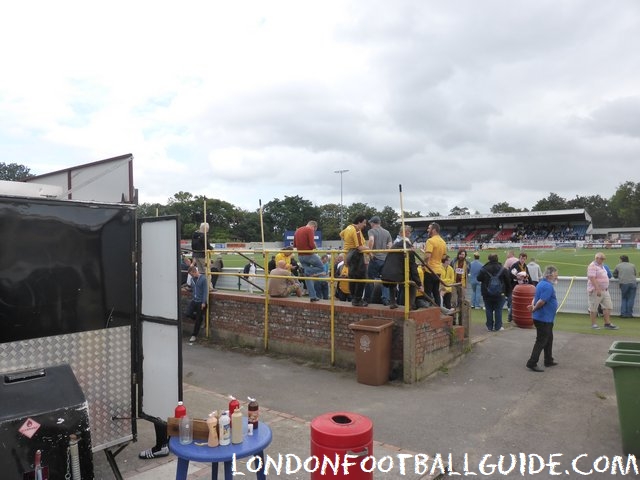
512;283;536;328
310;412;373;479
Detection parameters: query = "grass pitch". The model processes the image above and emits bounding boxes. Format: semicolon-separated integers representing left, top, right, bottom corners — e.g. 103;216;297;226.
465;246;640;278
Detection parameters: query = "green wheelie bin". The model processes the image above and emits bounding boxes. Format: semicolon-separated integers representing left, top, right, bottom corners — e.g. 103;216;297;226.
609;341;640;355
605;353;640;456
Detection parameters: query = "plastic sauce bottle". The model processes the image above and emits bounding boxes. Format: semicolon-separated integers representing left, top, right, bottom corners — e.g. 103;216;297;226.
231;407;243;444
228;395;240;417
206;412;219;447
218;410;231;446
175;401;187;418
247;397;259;431
179;414;193;445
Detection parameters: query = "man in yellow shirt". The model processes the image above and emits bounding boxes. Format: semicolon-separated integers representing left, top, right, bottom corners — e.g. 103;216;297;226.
274;246;294;271
340;214;369;306
424;222;447;306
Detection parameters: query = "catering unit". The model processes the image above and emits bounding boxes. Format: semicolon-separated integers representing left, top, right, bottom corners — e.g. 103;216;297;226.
0;156;181;479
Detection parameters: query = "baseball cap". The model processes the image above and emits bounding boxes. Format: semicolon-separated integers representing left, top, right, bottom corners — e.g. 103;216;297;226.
368;216;381;224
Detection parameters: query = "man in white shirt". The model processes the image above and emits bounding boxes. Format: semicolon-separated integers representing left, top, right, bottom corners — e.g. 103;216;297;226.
587;252;619;330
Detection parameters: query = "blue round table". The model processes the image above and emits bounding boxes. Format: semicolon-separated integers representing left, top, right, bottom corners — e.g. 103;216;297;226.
169;421;272;480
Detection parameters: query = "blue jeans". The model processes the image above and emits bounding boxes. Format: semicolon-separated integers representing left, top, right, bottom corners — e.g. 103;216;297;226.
484;296;506;331
365;257;389;303
620;283;637;317
316;280;329;299
299;254;324;300
470;279;483;308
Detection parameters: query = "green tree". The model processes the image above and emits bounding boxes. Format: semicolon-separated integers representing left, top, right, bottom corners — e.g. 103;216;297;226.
490;202;523;213
344;202;377;227
567;194;613;228
608;182;640;227
379;206;399;231
318;203;342;240
0;162;31;181
262;196;320;241
232;210;262;242
532;193;567;211
167;191;199;237
403;210;424;218
449;206;470;216
137;202;171;218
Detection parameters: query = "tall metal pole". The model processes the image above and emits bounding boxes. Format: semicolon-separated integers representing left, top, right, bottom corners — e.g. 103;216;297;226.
334;169;349;231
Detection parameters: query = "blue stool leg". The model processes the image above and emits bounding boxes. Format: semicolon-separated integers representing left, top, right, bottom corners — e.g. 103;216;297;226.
176;458;189;480
223;460;232;479
211;461;219;480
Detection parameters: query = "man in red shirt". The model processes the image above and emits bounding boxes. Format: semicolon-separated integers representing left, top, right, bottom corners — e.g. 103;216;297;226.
293;220;326;302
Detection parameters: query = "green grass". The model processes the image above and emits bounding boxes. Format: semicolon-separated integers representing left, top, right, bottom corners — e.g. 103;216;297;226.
470;309;640;338
459;247;640;278
209;246;640;276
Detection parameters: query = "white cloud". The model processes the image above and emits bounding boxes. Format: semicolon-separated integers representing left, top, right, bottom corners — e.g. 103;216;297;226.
1;0;640;216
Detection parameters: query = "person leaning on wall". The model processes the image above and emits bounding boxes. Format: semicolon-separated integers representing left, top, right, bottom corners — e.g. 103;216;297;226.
613;254;638;318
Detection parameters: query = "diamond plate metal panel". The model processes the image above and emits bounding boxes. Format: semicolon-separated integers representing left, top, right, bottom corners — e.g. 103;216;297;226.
0;327;133;451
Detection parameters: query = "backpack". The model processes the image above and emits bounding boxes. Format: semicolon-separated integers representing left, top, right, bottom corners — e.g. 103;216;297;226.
486;268;505;297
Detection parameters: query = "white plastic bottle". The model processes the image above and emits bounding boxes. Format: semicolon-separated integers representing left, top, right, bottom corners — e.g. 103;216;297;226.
231;407;243;444
206;411;219;447
218;410;231;446
179;414;193;445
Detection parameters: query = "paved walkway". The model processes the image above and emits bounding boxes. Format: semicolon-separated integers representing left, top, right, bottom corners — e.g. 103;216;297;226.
94;321;636;479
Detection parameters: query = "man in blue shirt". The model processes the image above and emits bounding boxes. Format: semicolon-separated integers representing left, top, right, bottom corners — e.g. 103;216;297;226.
187;265;209;343
526;265;559;372
468;252;484;309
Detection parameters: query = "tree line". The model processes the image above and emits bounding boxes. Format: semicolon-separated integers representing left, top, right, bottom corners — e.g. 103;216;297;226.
2;162;639;242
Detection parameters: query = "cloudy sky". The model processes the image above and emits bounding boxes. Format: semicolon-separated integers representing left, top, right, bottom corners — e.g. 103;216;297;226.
2;0;639;216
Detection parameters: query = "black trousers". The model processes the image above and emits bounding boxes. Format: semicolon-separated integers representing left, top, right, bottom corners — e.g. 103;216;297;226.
347;250;366;300
423;271;441;306
188;300;206;337
527;320;554;366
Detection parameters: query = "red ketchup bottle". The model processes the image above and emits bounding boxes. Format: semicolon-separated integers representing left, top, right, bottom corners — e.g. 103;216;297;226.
228;396;240;417
175;401;187;418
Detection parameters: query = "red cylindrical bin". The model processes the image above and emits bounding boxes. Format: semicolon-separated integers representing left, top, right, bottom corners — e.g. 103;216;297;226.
512;283;536;328
310;412;373;479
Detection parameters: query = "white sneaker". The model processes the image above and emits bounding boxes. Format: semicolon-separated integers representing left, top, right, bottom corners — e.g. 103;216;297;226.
139;445;169;459
189;336;196;342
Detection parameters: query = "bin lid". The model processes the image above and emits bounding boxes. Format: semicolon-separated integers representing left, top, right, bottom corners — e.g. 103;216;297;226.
608;341;640;354
0;364;86;422
311;412;373;447
348;318;394;332
605;353;640;368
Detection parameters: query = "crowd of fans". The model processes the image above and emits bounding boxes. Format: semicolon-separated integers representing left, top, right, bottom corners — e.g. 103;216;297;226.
437;223;588;244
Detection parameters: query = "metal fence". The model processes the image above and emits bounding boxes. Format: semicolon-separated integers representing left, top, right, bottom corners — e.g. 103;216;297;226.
209;270;638;318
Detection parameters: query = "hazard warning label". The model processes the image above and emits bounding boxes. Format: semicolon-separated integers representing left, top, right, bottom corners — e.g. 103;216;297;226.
19;418;41;439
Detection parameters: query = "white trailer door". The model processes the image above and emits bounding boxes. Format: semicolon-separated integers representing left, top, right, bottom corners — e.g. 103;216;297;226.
137;216;182;421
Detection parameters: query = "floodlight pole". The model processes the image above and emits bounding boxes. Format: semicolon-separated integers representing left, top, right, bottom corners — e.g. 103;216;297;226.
334;169;349;231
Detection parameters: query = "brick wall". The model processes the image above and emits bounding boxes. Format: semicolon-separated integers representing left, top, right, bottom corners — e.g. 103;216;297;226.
182;290;467;383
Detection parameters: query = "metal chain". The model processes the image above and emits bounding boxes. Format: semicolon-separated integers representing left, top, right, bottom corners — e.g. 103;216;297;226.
65;446;71;480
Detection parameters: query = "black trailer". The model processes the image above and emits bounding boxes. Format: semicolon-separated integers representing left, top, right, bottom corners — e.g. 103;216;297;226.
0;189;181;479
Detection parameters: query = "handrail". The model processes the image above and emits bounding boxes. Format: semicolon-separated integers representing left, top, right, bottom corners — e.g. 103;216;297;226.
197;246;444;365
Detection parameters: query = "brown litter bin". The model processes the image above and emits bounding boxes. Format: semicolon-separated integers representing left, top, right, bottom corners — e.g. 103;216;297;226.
348;318;394;386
